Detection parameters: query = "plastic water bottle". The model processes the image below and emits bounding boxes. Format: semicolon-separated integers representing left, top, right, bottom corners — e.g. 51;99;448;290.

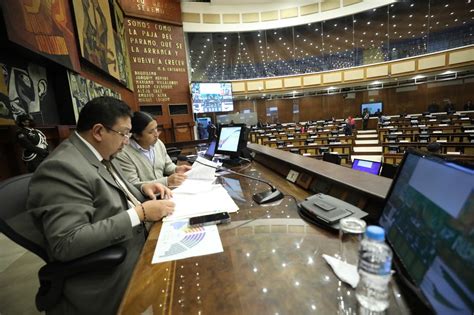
356;225;393;312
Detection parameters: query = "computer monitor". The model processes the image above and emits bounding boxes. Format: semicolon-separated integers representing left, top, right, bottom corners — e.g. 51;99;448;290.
351;158;382;175
204;139;217;159
215;124;245;158
379;149;474;314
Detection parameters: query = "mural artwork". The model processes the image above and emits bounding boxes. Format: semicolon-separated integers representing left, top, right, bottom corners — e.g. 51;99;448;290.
72;0;120;80
0;62;49;125
113;0;133;90
67;71;121;122
1;0;81;72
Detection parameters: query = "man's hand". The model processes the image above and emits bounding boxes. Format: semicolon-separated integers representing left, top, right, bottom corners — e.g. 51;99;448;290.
141;182;172;200
168;173;187;187
137;200;175;221
176;165;192;174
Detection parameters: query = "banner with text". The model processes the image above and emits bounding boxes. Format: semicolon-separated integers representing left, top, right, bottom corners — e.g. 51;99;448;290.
119;0;182;24
125;17;190;108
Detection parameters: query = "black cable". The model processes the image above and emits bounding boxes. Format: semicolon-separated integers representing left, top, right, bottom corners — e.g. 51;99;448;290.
193;159;277;192
284;194;298;205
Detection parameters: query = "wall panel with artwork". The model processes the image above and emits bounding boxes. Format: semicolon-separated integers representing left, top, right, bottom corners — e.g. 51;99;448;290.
0;0;81;72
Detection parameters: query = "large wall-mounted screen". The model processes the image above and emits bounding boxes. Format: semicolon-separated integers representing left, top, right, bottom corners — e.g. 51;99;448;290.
361;102;383;116
191;82;233;113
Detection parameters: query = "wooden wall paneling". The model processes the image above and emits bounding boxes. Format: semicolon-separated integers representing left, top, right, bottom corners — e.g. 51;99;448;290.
277;99;293;122
233;78;474;124
171;115;195;140
237;100;255;114
299;96;320;121
173;122;193;142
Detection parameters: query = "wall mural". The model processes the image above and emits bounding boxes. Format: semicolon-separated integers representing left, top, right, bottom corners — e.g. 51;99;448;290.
0;62;48;125
72;0;120;80
113;0;134;90
67;71;121;122
1;0;81;72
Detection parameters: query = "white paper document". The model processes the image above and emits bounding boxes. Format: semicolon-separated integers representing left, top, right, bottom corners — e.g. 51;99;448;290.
164;184;239;222
152;219;223;264
172;179;215;194
185;156;220;180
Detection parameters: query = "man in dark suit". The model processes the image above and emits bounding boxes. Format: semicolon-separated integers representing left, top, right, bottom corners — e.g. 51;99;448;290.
27;97;174;314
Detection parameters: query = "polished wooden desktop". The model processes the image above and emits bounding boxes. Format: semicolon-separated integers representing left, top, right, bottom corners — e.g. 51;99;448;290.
118;162;409;315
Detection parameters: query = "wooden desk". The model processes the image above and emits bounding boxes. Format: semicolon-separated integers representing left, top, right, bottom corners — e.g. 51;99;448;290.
118;162;409;314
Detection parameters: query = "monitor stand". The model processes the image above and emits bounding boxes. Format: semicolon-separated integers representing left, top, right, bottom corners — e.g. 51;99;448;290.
218;156;241;167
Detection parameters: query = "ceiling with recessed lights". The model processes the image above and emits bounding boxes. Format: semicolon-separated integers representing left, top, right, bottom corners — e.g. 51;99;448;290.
187;0;474;81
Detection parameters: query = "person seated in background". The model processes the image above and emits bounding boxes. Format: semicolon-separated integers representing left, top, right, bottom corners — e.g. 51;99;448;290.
197;122;206;139
15;113;49;172
27;96;175;314
427;101;439;113
116;111;191;187
443;98;455;113
426;142;442;154
346;116;356;130
464;100;473;111
207;120;217;140
343;122;353;136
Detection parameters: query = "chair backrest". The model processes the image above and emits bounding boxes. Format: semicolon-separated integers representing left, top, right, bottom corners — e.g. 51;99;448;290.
0;174;48;262
323;152;341;165
380;163;399;179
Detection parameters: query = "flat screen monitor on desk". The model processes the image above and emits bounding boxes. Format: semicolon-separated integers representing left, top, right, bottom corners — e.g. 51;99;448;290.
351;158;382;175
215;124;246;158
379;149;474;314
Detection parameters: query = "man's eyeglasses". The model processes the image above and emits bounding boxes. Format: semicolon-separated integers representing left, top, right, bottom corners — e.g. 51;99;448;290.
103;125;132;139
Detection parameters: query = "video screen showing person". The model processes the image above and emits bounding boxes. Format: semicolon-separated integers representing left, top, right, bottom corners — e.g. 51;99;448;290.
217;126;242;153
191;82;233;113
379;152;474;315
351;159;382;175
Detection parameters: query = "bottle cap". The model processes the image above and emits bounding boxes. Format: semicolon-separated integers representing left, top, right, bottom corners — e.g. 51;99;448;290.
365;225;385;241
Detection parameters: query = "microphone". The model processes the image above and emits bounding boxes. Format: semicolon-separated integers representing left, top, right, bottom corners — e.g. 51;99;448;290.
193;159;284;204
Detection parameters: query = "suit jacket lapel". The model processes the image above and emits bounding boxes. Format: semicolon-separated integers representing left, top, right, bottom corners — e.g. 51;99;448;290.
69;133;120;190
69;133;145;203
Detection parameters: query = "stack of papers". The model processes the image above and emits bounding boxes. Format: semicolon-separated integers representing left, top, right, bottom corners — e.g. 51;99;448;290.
164;156;239;222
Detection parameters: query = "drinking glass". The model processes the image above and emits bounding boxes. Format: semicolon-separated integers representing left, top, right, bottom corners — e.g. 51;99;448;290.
337;217;366;265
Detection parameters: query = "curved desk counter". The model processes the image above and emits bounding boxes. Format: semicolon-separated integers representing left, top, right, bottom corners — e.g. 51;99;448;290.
118;162;409;314
248;143;392;220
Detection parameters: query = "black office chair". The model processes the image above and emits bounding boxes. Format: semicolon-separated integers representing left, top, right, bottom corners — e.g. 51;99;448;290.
323;152;341;165
0;174;126;312
388;145;400;153
319;146;330;154
419;134;430;143
166;146;182;163
380;163;399;179
386;135;398;142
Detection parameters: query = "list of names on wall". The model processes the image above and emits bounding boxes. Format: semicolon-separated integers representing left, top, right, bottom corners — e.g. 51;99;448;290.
125;17;189;104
